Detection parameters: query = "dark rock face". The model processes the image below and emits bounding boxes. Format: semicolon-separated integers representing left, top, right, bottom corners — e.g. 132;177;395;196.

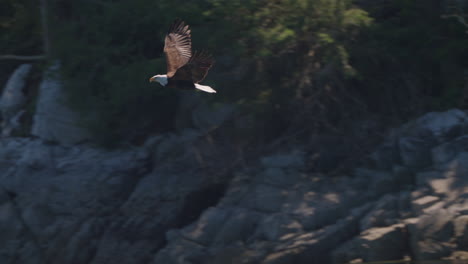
0;64;31;137
1;73;468;264
153;109;468;264
0;130;236;264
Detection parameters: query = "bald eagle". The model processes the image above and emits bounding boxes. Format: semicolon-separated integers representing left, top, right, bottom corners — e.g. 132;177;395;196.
149;19;216;93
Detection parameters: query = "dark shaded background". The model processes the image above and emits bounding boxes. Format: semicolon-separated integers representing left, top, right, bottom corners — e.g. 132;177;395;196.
2;0;468;150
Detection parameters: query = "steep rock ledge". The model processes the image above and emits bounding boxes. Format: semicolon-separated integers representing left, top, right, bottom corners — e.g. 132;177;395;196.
1;64;468;264
155;109;468;264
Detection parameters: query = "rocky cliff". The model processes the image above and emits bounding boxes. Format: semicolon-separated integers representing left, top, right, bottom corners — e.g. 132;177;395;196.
1;65;468;264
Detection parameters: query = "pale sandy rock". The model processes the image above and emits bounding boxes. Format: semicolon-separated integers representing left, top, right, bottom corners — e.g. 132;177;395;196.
360;194;401;230
412;195;440;214
444;251;468;260
332;224;407;263
408;208;457;260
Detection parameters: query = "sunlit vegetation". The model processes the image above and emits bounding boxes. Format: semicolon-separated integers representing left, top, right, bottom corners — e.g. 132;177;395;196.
2;0;468;146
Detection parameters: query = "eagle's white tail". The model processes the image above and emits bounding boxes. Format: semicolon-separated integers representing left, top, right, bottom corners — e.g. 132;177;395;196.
195;84;217;93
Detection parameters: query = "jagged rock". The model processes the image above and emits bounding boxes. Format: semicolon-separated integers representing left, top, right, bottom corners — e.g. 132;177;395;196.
152;129;201;163
0;64;31;137
360;194;401;230
354;168;400;196
256;167;291;187
445;251;468;260
454;215;468;249
2;106;468;264
408;208;457;260
260;151;305;169
171;207;261;247
416;152;468;202
307;135;355;172
31;64;89;145
151;155;370;263
398;109;467;169
412;196;440;214
0;137;153;264
400;109;467;142
369;139;399;170
359;224;408;261
332;224;407;264
212;208;261;245
0;129;241;264
261;204;372;264
254;213;303;241
242;184;286;213
0;188;45;264
432;135;468;166
442;152;468;183
398;136;433;169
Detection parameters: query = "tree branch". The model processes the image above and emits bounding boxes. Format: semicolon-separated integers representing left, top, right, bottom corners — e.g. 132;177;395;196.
442;14;468;29
0;54;46;61
442;3;468;33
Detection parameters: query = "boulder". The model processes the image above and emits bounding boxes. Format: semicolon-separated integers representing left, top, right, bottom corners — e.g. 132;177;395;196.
254;213;303;241
432;135;468;166
332;224;407;263
398;136;433;169
0;188;45;264
360;194;400;230
397;110;468;169
408;209;457;260
0;64;31;136
400;109;467;142
411;195;439;213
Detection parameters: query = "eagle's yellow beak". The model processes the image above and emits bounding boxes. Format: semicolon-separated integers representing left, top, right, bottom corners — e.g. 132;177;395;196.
149;76;156;82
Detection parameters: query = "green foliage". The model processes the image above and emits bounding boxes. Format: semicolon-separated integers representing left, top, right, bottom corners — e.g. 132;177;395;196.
4;0;467;146
0;0;43;88
350;0;468;116
203;0;372;136
48;0;373;145
51;0;192;146
0;0;42;54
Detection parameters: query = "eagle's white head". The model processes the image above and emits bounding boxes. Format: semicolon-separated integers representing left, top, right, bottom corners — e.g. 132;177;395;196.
149;74;168;86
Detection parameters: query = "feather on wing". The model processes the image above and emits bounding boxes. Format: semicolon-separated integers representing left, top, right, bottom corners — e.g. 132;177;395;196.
171;50;214;83
164;19;192;78
189;51;214;83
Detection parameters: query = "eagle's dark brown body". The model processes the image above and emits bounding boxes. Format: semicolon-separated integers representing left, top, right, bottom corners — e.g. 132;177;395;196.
166;80;195;90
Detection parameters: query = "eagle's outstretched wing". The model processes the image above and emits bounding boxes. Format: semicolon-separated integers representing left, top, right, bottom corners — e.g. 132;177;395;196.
189;51;214;83
164;19;192;78
170;51;214;83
